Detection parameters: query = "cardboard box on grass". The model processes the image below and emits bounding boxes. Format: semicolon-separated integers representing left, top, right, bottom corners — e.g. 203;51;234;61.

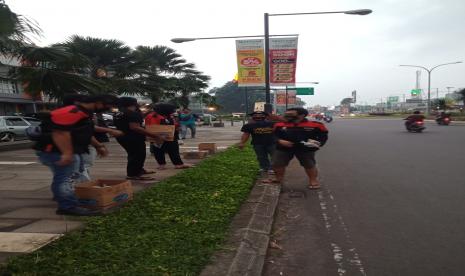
146;124;176;142
75;179;133;210
198;143;217;154
183;150;209;159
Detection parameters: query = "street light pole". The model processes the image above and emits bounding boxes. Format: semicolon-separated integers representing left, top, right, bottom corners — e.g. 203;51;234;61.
264;13;271;113
263;9;372;114
400;61;462;116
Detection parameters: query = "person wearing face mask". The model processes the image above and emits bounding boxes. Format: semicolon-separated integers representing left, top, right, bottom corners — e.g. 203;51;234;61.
263;107;328;189
34;94;114;216
113;97;159;181
61;94;124;182
239;111;276;174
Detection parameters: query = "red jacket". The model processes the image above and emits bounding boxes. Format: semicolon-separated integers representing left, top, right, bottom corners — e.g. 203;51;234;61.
274;119;328;151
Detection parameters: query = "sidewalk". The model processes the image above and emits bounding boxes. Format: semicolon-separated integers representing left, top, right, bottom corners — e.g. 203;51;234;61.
0;124;242;263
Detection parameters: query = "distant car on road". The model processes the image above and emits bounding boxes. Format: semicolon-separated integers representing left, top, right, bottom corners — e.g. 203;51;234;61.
232;113;246;118
0;116;41;142
197;114;217;122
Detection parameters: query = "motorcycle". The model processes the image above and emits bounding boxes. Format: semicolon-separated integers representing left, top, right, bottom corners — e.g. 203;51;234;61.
405;120;425;132
436;116;451;125
323;116;333;123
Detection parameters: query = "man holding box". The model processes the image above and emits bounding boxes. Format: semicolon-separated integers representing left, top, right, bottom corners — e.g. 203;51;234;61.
35;95;112;216
145;103;191;170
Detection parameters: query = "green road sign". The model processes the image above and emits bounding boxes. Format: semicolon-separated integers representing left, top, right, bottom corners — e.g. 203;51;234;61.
388;96;399;103
411;89;421;96
294;87;314;95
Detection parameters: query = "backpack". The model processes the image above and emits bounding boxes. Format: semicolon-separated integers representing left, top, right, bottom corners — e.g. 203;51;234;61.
26;112;52;142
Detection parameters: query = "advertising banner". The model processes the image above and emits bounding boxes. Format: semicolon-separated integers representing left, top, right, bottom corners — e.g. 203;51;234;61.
236;39;265;87
269;37;298;86
276;90;297;106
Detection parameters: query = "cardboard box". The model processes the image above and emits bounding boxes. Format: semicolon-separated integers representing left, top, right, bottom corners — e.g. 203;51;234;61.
183;150;209;159
198;143;217;154
75;179;133;210
146;124;176;142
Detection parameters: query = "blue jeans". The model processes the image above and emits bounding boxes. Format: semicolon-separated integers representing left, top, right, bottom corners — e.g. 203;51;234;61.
253;144;275;171
37;151;80;210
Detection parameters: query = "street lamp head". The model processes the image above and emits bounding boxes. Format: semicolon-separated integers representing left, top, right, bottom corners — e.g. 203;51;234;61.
171;38;196;43
344;9;373;15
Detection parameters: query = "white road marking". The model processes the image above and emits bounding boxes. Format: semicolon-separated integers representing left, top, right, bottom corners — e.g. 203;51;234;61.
318;187;367;276
0;162;36;165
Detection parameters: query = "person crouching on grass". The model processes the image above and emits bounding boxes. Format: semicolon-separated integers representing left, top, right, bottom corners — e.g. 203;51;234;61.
263;107;328;189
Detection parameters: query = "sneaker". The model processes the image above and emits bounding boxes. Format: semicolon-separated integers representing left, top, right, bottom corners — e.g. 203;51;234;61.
178;140;184;145
268;170;276;175
56;207;101;216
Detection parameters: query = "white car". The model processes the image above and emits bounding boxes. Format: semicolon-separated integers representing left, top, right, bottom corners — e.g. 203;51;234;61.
0;116;41;142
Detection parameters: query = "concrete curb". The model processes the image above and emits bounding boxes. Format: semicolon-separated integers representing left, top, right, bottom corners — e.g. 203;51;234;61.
226;183;281;276
201;181;281;276
0;141;33;152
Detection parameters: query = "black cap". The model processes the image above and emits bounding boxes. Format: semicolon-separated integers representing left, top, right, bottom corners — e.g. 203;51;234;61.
117;97;138;108
153;103;177;116
249;111;268;116
62;94;89;106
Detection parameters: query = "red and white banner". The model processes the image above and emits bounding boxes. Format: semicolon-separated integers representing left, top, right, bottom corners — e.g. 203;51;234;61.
269;37;298;86
275;90;297;106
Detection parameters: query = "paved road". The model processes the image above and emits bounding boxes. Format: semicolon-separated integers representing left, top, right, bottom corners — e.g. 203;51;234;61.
264;119;465;276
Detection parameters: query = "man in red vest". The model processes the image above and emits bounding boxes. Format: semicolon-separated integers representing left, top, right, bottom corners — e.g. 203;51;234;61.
264;107;328;189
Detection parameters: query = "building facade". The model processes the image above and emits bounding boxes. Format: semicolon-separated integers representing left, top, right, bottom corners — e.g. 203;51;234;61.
0;56;37;116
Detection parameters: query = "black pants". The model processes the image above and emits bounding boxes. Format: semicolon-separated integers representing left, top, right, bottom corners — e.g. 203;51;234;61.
117;138;146;177
151;141;183;166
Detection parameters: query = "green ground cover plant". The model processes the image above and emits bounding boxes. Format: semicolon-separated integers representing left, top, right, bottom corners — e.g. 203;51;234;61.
1;146;258;276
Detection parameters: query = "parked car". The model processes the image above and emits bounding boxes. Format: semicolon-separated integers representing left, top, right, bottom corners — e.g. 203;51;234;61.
232;113;246;118
197;114;217;122
0;116;41;142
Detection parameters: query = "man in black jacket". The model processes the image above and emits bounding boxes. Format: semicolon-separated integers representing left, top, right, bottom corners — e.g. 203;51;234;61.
265;107;328;189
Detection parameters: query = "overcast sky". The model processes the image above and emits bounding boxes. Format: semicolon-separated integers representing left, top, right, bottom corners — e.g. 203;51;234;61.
9;0;465;106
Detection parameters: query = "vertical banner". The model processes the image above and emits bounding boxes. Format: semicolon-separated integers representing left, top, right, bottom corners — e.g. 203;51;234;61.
235;39;265;87
270;37;298;86
275;90;297;106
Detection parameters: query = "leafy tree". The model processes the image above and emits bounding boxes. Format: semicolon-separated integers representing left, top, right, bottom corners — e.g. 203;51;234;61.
455;88;465;106
341;97;353;105
0;1;41;53
211;81;266;113
9;45;102;101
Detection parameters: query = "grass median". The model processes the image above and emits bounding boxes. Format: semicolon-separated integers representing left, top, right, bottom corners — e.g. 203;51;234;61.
1;146;258;276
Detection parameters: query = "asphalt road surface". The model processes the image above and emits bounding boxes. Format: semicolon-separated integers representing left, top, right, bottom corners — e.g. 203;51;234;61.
264;119;465;276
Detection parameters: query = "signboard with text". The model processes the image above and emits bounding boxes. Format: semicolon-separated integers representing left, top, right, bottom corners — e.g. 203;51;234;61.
269;37;298;86
295;87;314;95
388;96;399;103
235;39;265;87
276;90;297;106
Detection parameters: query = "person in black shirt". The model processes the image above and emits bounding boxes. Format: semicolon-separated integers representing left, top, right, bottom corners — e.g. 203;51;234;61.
114;97;159;180
35;95;112;216
239;111;276;174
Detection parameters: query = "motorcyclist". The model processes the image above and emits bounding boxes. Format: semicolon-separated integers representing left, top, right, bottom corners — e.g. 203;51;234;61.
436;111;450;120
405;111;425;128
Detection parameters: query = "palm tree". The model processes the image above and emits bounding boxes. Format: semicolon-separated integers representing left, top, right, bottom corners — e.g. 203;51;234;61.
10;45;102;100
0;1;41;53
129;45;211;105
172;69;210;108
